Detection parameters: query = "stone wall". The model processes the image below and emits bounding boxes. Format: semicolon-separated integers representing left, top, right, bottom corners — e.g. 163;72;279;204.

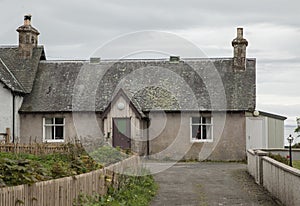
149;111;246;161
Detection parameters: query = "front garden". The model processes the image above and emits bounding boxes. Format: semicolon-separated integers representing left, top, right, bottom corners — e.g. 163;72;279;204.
268;153;300;170
0;144;157;206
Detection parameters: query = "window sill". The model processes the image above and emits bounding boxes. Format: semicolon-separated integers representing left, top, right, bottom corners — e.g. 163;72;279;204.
43;140;65;143
191;139;213;143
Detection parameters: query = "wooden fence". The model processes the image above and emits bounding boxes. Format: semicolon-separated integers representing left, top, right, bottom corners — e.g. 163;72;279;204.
0;155;141;206
0;128;10;144
0;143;83;155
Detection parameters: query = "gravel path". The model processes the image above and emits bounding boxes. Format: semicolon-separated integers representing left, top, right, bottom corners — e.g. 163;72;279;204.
150;162;282;206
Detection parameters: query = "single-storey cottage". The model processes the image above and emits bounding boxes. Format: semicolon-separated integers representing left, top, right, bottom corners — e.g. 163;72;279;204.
0;15;286;160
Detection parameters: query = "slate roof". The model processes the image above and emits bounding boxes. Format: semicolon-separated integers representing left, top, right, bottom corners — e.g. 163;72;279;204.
0;46;45;93
0;57;24;92
20;58;256;113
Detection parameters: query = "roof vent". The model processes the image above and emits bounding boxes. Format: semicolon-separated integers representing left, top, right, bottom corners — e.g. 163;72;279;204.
169;56;180;63
90;57;101;64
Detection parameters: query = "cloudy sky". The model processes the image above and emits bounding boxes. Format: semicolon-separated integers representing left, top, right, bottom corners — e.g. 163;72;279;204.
1;0;300;130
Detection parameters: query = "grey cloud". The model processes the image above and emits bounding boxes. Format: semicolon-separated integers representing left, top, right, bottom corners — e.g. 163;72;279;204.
1;0;300;122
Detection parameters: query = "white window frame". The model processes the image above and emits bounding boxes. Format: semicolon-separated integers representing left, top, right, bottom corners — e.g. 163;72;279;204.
190;116;213;143
43;117;65;142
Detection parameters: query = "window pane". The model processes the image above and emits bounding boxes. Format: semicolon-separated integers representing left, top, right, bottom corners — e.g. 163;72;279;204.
55;126;64;139
116;119;127;136
45;126;53;140
202;125;207;139
203;117;211;124
55;118;64;124
191;116;212;141
45;118;53;124
192;117;200;124
204;125;212;140
192;125;201;139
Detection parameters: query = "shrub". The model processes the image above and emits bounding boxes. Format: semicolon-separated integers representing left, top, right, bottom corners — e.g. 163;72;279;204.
268;153;289;165
90;146;128;166
292;143;300;148
0;158;51;187
0;145;124;187
0;149;102;187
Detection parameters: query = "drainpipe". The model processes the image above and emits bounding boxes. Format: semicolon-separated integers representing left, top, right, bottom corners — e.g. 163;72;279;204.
12;92;15;143
146;118;150;156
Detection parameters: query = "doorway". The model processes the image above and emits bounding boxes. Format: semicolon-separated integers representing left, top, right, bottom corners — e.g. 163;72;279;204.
112;118;131;150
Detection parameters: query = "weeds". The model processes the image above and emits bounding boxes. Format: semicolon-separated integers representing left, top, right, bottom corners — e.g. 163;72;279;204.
90;146;128;166
75;169;158;206
0;145;128;187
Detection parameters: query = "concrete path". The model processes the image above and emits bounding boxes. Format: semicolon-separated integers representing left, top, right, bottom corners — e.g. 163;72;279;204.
150;162;282;206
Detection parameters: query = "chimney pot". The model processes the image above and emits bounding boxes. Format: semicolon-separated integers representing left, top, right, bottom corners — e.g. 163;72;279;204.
169;56;180;63
237;28;243;39
90;57;101;64
24;14;32;26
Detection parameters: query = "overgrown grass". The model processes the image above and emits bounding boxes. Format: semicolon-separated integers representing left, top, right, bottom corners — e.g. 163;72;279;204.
293;160;300;170
0;145;130;187
75;169;158;206
90;146;129;166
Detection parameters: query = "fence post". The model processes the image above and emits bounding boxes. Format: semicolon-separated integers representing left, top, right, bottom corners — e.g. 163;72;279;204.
5;128;10;143
255;150;268;185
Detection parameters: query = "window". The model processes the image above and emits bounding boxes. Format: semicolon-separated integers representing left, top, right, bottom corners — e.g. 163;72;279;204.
190;116;213;142
43;118;65;142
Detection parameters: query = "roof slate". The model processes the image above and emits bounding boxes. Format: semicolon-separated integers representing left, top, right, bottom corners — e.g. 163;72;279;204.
20;58;256;112
0;46;45;93
0;58;24;92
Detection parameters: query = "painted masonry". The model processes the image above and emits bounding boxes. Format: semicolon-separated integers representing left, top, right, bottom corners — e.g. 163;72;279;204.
0;15;286;161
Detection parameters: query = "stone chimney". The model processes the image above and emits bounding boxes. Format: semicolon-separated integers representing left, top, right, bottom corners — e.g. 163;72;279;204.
16;14;40;59
232;28;248;70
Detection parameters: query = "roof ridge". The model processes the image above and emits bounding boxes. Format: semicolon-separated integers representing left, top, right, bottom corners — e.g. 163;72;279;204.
0;57;26;92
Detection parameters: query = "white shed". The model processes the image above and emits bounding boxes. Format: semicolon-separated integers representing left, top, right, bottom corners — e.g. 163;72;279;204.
246;111;286;150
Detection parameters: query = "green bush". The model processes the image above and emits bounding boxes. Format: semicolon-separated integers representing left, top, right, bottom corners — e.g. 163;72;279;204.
0;145;128;187
292;143;300;148
268;153;289;165
0;150;102;187
90;146;128;166
0;157;51;187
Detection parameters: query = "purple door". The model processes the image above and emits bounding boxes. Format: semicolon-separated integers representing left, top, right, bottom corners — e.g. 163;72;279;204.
112;118;131;150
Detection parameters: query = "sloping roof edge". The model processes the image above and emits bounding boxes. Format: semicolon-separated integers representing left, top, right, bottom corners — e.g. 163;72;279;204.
101;88;146;119
0;57;25;93
259;111;287;120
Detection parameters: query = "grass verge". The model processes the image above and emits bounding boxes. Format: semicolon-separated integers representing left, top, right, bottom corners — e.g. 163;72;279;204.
293;160;300;170
75;169;158;206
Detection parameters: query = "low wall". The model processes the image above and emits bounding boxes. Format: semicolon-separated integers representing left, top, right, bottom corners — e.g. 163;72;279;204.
247;149;300;206
246;149;257;180
0;156;140;206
